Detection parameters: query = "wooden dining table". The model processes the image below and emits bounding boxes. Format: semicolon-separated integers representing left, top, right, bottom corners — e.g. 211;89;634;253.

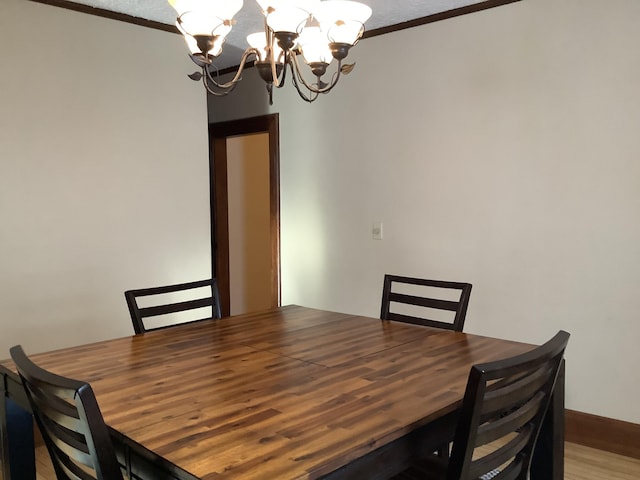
0;305;564;480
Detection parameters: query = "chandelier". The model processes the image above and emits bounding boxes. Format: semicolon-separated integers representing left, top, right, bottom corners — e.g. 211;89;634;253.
168;0;372;103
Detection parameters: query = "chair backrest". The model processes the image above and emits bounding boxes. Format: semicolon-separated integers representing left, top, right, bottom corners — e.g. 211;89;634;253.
447;330;570;480
125;278;222;334
380;275;472;331
10;345;123;480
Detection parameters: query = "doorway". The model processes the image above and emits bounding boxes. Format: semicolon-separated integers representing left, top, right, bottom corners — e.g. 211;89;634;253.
209;114;280;316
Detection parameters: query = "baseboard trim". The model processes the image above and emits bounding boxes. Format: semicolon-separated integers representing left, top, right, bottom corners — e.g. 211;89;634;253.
566;409;640;459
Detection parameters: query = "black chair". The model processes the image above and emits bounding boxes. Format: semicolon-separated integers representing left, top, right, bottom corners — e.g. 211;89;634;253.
10;345;124;480
125;278;222;334
393;330;570;480
380;275;472;332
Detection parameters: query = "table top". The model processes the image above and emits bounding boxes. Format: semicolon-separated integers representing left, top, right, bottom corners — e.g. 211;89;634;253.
1;305;534;480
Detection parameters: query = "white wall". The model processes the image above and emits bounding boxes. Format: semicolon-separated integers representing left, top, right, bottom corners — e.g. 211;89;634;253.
0;0;211;353
209;0;640;424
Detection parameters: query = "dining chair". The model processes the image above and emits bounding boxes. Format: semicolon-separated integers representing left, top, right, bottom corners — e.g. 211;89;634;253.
392;330;570;480
380;275;472;332
9;345;124;480
381;275;473;458
125;278;222;334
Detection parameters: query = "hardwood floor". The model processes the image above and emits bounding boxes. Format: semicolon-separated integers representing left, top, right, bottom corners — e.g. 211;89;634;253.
565;443;640;480
15;442;638;479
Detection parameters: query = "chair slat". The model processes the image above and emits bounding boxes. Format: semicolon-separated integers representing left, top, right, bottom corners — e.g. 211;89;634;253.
139;296;214;318
388;292;461;312
128;278;212;297
476;392;545;446
125;278;222;334
469;424;532;477
384;312;459;330
26;382;81;426
482;365;551;416
41;415;92;461
56;455;96;480
381;274;472;332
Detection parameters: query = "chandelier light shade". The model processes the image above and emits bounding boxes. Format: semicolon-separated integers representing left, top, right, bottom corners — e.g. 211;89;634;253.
246;32;284;64
258;0;319;35
316;1;372;45
297;26;333;65
169;0;372;103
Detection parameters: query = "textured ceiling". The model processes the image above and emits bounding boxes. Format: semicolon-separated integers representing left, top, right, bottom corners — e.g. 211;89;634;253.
64;0;489;68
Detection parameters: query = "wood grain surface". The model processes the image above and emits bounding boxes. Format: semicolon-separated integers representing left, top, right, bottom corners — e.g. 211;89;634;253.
2;305;534;480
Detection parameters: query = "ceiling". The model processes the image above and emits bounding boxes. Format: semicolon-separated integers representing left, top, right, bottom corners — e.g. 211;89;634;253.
53;0;504;69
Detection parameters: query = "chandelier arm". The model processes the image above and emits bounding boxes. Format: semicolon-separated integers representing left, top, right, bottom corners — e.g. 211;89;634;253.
262;22;285;89
272;50;290;90
202;72;239;96
269;47;285;89
202;47;261;91
290;53;342;94
290;69;319;103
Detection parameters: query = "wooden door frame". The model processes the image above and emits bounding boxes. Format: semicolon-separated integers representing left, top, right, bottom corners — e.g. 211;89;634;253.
208;114;281;316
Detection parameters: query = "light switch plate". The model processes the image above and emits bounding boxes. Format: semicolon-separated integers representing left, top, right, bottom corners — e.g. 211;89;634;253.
372;221;383;240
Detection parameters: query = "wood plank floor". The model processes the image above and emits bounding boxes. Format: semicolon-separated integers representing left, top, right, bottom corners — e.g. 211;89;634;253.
9;442;634;479
564;443;640;480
